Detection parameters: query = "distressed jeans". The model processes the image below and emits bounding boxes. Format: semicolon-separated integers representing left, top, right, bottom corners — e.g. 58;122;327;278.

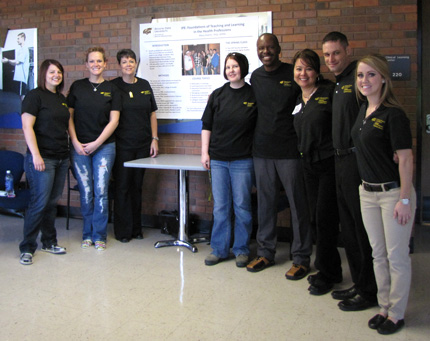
71;142;115;242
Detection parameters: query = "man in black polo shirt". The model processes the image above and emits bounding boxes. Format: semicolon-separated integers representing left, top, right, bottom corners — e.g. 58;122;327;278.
247;33;312;280
322;31;377;311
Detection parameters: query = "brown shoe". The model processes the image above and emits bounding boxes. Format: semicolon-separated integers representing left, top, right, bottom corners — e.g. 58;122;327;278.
246;256;275;273
285;264;310;280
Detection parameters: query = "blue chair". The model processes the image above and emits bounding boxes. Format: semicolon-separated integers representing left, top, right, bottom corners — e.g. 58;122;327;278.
0;150;30;216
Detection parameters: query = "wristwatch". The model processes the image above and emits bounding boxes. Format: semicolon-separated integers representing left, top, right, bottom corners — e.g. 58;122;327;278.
400;198;410;205
152;137;159;141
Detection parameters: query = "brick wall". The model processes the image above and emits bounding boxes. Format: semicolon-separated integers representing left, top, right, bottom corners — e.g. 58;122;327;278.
0;0;418;226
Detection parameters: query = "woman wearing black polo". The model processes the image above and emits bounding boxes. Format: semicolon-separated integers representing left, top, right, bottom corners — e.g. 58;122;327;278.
292;49;341;293
111;49;158;242
352;54;415;335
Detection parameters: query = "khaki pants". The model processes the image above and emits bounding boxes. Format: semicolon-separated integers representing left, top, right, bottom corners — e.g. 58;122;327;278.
359;184;416;320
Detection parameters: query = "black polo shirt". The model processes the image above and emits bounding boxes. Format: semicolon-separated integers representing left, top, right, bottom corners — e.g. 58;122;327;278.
111;77;157;151
251;63;301;159
293;80;335;162
351;103;412;183
332;61;362;150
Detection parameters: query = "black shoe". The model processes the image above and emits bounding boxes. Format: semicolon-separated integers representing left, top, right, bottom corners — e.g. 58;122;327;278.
118;238;130;243
377;319;405;335
308;272;341;285
307;272;323;285
338;295;378;311
308;278;334;296
332;286;357;300
368;314;387;330
133;233;144;240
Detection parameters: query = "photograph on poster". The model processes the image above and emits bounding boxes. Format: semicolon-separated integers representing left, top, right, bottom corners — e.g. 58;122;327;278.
139;15;264;120
0;28;37;129
182;44;221;76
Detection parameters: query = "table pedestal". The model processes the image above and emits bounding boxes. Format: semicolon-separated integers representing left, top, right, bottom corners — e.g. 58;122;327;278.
154;169;198;253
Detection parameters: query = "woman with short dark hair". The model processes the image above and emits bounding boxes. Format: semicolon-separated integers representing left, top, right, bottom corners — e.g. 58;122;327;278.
201;52;257;268
111;48;158;242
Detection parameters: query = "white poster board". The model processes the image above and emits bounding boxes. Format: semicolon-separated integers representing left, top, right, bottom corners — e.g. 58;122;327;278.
138;13;270;120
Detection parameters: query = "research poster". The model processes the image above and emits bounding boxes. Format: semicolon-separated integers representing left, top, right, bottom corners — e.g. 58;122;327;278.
138;16;261;119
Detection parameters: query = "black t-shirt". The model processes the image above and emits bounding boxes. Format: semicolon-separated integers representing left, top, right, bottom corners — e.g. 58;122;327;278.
293;80;335;162
21;88;70;159
201;82;257;161
251;63;301;159
67;78;122;144
351;103;412;183
111;77;158;151
332;61;362;150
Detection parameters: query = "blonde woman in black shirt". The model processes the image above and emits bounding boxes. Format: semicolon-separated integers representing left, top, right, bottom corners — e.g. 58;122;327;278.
351;54;415;335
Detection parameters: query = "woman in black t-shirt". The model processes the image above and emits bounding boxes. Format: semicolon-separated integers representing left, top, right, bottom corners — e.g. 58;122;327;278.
111;49;158;242
351;54;415;335
19;59;70;265
68;47;121;251
201;52;257;268
292;49;341;295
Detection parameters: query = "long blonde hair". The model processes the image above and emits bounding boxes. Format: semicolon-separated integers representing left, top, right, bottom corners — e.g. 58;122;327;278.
355;54;403;110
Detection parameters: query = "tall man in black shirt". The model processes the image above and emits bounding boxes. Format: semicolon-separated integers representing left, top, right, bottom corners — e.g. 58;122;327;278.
322;31;377;311
247;33;312;280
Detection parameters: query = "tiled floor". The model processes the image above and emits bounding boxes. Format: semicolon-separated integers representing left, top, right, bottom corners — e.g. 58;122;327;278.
0;214;429;340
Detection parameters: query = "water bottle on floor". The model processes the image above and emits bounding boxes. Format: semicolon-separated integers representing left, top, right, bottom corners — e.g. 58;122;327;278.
5;170;15;198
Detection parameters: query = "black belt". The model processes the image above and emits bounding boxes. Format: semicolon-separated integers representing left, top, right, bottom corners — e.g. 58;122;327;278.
335;147;356;156
362;181;400;192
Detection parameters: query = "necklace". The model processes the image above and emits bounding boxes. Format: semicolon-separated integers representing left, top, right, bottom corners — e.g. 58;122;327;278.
125;77;137;98
303;87;317;100
89;79;103;92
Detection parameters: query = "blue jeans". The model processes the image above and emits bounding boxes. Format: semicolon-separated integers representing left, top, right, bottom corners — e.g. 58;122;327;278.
19;154;69;254
71;142;115;242
210;159;254;258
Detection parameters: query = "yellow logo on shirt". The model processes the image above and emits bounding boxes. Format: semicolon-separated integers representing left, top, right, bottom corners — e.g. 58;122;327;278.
371;118;385;130
341;85;353;93
243;102;255;107
315;97;328;104
141;90;152;95
100;92;111;97
280;80;292;87
62;102;68;108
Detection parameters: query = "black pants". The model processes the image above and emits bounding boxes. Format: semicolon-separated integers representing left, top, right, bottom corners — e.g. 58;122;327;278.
113;148;149;240
303;156;342;282
335;152;377;301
